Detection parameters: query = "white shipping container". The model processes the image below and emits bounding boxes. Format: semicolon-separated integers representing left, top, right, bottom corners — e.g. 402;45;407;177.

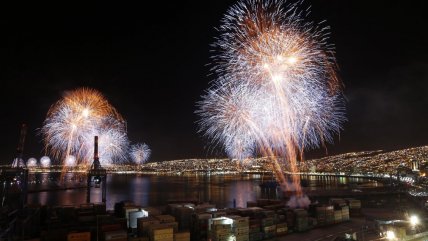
125;208;139;227
129;211;148;229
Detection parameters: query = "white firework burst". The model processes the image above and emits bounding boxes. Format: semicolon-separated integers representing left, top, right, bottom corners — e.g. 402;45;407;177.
197;0;345;160
130;143;151;164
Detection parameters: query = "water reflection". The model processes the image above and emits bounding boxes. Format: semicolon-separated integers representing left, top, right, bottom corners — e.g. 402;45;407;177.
27;173;380;209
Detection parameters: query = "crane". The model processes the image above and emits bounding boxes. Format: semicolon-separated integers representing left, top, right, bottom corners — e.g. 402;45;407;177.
87;136;107;204
11;123;27;168
2;123;29;208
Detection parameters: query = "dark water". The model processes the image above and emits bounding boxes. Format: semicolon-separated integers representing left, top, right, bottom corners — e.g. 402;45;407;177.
27;173;380;209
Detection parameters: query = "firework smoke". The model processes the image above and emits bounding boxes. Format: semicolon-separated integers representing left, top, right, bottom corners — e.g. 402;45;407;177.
197;0;345;199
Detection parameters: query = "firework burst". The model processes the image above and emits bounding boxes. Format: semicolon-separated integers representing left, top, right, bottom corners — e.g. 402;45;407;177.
198;83;259;160
27;157;38;168
197;0;345;199
130;143;151;164
86;125;130;166
41;88;129;168
64;155;77;167
40;156;51;168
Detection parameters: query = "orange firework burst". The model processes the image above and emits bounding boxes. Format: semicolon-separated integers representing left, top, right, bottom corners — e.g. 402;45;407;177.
42;87;128;171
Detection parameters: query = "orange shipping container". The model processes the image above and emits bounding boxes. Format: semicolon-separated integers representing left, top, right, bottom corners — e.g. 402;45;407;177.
67;232;90;241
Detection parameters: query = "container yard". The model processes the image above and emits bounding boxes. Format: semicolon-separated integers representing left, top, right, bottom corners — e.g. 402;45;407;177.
10;197;364;241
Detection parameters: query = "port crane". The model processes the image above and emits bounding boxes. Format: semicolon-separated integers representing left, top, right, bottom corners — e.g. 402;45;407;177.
11;123;27;168
86;136;107;204
1;123;29;209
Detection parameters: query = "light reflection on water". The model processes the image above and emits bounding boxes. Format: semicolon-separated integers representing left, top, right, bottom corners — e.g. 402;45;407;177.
27;173;379;209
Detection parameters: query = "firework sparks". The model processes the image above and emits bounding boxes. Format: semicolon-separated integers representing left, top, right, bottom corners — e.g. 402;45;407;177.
64;155;76;167
197;83;259;160
197;0;345;199
86;126;130;166
41;88;129;168
40;156;51;168
130;143;151;164
27;157;38;167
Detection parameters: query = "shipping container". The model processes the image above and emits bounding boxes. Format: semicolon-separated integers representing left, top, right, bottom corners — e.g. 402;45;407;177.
143;207;162;217
137;217;161;236
294;209;308;232
334;210;342;223
174;206;193;230
129;237;149;241
246;201;257;208
149;225;174;241
329;198;347;208
249;223;260;234
94;203;107;215
129;210;149;229
125;208;140;227
261;217;274;227
167;204;183;215
67;232;90;241
155;215;176;223
194;203;216;213
341;206;350;221
276;223;287;236
230;216;249;227
235;234;249;241
174;232;190;241
249;232;262;241
190;213;211;241
104;230;127;241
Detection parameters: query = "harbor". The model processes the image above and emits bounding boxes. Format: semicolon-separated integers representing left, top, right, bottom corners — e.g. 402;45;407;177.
2;169;428;241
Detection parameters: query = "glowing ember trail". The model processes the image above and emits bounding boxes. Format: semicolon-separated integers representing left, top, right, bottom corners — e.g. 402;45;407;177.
197;0;345;207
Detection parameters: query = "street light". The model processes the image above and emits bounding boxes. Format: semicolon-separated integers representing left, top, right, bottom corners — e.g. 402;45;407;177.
386;230;395;240
410;215;419;226
94;176;101;188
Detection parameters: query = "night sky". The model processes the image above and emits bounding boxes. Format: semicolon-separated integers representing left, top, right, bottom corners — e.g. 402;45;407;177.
0;0;427;163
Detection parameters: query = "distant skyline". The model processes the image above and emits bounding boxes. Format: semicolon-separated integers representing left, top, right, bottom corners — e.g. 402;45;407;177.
1;0;427;163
